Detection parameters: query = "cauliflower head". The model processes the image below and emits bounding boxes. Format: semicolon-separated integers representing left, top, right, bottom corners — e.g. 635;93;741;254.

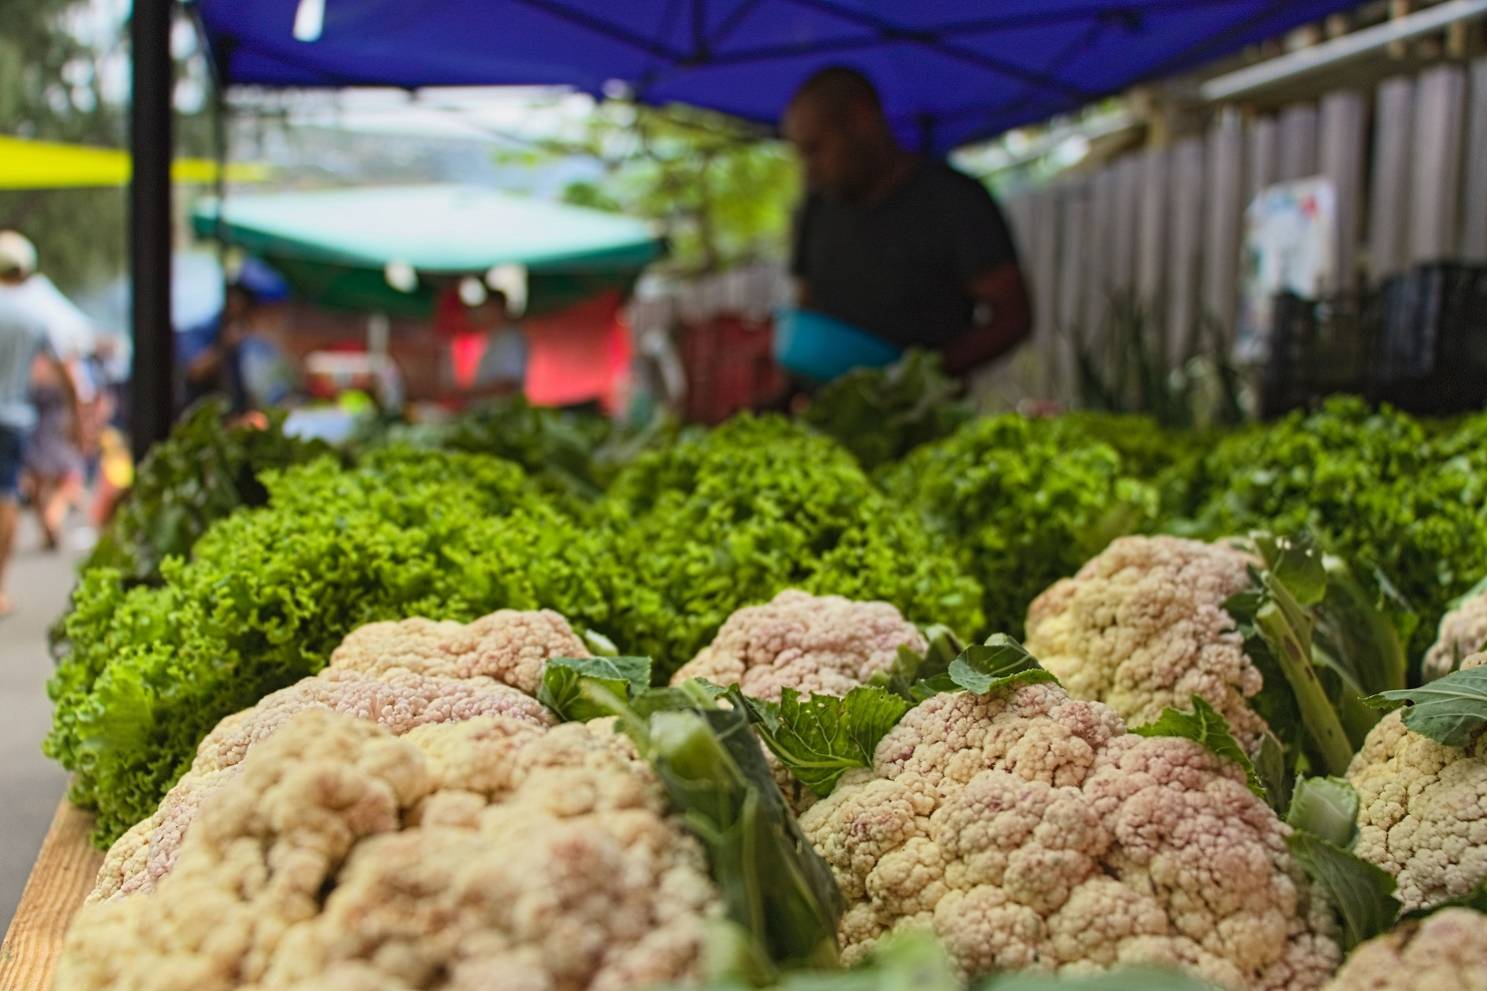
1423;582;1487;681
58;709;721;991
1323;907;1487;991
797;681;1340;991
329;607;591;695
1346;651;1487;911
90;609;571;902
1024;535;1267;751
672;589;927;700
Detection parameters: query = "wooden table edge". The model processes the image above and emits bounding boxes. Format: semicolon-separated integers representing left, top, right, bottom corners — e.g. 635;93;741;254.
0;798;103;991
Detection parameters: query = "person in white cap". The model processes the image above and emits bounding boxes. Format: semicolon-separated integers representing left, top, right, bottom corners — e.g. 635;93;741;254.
0;231;80;615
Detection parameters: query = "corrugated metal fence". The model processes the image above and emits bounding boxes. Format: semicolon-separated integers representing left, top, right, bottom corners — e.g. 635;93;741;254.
1000;56;1487;403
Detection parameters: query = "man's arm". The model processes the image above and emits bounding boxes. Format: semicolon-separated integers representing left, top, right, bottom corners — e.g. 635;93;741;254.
939;172;1033;376
789;196;814;310
794;279;814;308
940;263;1032;375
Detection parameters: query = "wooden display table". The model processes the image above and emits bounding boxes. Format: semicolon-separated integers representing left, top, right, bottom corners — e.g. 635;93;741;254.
0;800;103;991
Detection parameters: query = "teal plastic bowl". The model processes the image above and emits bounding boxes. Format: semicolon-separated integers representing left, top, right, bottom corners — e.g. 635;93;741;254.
773;308;902;381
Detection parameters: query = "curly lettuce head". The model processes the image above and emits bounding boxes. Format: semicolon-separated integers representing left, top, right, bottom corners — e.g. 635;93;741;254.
597;415;983;679
879;414;1160;639
46;446;607;845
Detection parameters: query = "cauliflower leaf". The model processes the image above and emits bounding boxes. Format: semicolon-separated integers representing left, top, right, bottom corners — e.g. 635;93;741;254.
1285;775;1360;848
1228;533;1406;778
1368;665;1487;748
1286;776;1402;950
734;685;911;797
539;655;653;721
1132;695;1267;801
593;680;846;976
869;624;967;702
939;634;1058;696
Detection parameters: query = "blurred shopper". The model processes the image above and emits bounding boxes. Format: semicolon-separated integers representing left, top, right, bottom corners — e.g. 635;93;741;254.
183;280;255;414
0;231;81;612
466;289;528;402
625;320;685;428
24;348;86;550
783;66;1031;376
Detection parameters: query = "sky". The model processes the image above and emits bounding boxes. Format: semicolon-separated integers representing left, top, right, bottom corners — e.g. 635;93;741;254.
227;86;600;144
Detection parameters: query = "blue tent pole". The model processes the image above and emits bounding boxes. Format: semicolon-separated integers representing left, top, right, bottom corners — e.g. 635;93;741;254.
128;0;176;462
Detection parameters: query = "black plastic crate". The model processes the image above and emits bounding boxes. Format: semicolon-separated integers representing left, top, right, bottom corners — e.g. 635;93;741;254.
1260;291;1374;418
1260;263;1487;418
1370;263;1487;415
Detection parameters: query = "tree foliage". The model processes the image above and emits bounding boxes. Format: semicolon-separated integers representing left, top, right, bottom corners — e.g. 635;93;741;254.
0;0;214;295
503;100;800;275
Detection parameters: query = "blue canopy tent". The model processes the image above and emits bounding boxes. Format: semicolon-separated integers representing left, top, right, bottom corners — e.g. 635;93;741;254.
127;0;1365;452
194;0;1364;153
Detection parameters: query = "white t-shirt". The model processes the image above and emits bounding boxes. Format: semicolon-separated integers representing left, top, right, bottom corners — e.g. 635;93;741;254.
474;325;528;386
0;290;52;431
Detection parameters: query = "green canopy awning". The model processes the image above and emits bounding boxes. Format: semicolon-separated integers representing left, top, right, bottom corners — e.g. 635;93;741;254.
191;185;664;316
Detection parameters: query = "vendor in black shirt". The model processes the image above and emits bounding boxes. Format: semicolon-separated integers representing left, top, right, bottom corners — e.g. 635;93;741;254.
784;66;1032;376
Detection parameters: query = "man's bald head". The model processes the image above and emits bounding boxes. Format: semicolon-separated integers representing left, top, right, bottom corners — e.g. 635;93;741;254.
789;66;883;118
784;66;898;200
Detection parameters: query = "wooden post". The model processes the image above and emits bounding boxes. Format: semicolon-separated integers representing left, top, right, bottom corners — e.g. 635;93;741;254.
1389;0;1415;59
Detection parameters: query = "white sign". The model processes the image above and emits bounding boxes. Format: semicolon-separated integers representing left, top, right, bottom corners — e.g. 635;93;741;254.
1235;177;1337;364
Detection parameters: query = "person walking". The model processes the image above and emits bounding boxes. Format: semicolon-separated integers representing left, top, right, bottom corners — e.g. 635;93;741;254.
0;231;81;614
24;347;86;550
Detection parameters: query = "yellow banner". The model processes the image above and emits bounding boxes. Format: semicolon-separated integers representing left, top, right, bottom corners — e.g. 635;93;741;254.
0;136;270;189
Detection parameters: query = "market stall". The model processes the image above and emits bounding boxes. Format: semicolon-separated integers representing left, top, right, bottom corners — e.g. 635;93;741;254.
8;366;1487;989
15;2;1487;989
120;0;1371;448
190;184;662;409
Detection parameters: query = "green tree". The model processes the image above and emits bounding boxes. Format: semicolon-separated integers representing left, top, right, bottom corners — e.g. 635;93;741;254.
507;100;800;275
0;0;215;296
0;0;128;294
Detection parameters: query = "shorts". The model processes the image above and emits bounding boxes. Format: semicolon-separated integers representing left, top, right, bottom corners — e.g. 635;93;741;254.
0;425;25;499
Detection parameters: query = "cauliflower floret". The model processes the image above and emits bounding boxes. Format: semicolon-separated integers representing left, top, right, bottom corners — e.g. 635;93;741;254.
1025;536;1268;751
57;710;721;991
1423;583;1487;680
798;680;1340;991
1323;908;1487;991
673;589;927;815
90;765;240;901
1346;651;1487;911
190;668;553;775
90;619;560;902
672;589;926;701
330;608;591;694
